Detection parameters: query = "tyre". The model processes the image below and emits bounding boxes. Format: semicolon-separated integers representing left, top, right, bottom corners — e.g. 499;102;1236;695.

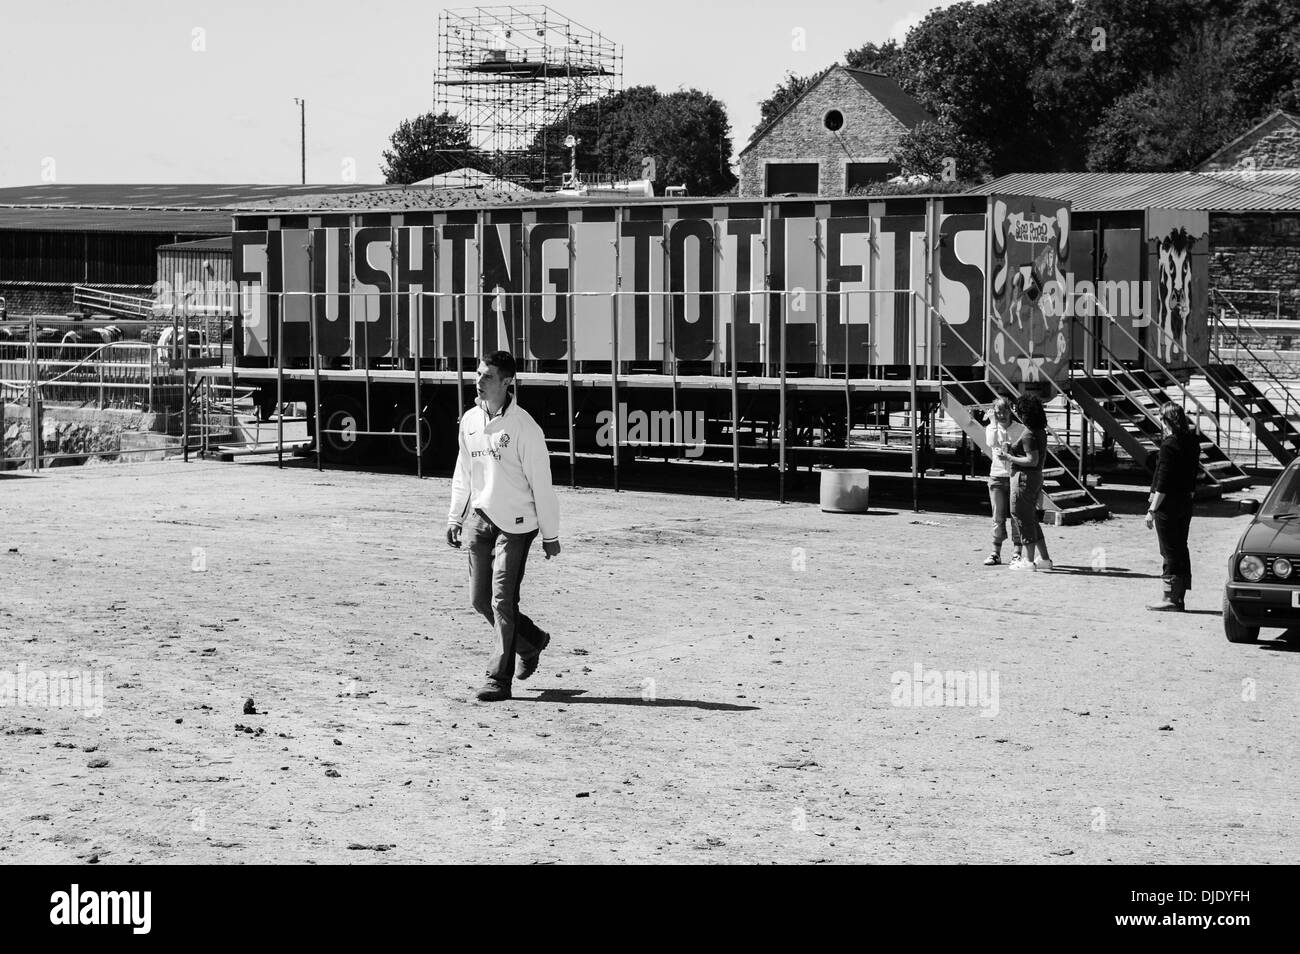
1223;596;1260;644
318;395;369;464
396;409;434;462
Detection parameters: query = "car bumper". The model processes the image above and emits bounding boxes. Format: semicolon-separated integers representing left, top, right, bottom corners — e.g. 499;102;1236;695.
1225;582;1300;627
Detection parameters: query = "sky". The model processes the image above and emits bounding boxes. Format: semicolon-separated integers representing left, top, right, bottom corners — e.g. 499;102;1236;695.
0;0;966;188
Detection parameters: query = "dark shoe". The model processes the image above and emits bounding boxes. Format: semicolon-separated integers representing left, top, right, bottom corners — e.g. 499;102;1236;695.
515;629;551;681
474;681;512;702
1147;600;1185;612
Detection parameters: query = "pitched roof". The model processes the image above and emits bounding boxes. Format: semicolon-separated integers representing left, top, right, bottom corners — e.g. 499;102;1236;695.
966;170;1300;212
741;65;931;155
842;68;933;130
1194;110;1300;171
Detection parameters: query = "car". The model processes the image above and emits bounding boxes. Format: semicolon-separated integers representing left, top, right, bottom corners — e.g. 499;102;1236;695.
1224;459;1300;643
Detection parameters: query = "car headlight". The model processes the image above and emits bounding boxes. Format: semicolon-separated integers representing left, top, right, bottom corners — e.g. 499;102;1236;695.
1274;558;1293;579
1239;555;1266;582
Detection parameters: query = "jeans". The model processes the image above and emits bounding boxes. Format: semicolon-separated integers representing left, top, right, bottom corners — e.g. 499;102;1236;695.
1011;469;1045;547
465;508;546;685
988;476;1021;551
1153;502;1193;592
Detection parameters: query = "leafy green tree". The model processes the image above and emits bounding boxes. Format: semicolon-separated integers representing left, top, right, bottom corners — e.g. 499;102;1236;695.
844;40;904;76
535;86;737;196
1086;26;1244;171
898;0;1072;173
380;111;485;184
891;120;991;181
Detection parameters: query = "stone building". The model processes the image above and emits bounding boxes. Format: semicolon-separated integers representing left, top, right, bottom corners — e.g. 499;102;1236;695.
737;65;933;197
1196;111;1300;173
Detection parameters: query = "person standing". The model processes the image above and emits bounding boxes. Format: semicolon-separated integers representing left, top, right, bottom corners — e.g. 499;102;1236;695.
1145;403;1199;611
446;351;561;701
983;396;1022;566
1002;393;1054;571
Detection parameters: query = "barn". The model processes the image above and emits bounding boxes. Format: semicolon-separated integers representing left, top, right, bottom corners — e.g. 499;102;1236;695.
0;184;393;319
737;65;933;197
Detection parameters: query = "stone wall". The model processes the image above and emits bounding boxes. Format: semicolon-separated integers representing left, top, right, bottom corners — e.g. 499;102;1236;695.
1209;213;1300;321
1199;118;1300;172
2;404;168;468
738;69;912;197
0;282;156;319
0;282;76;317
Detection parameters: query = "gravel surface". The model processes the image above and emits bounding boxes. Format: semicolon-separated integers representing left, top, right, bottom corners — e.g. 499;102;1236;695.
1;459;1297;863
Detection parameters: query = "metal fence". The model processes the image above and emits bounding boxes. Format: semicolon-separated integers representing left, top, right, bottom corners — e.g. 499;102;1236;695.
0;313;233;469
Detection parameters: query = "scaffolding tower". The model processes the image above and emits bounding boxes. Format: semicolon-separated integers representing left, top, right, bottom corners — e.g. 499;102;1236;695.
435;5;622;189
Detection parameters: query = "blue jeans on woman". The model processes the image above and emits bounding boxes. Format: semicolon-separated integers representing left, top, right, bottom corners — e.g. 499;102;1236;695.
988;476;1022;553
1011;469;1045;548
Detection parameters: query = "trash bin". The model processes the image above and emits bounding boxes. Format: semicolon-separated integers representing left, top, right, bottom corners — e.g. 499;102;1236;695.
820;468;870;513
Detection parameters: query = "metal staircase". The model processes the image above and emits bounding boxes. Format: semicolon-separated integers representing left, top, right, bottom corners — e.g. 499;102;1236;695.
920;291;1108;524
1203;297;1300;466
1069;312;1252;495
940;372;1108;524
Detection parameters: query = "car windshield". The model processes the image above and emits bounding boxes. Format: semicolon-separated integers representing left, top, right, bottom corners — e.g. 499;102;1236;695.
1261;467;1300;518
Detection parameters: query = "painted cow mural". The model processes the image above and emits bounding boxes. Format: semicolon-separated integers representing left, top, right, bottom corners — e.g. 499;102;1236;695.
988;195;1072;386
1155;227;1193;363
1144;209;1209;370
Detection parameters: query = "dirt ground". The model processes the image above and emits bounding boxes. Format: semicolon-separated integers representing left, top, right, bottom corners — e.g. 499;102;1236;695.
2;458;1298;864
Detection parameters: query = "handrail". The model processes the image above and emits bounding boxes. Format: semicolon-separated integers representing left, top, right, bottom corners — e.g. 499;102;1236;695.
1210;288;1300;421
1210;288;1300;376
1079;289;1253;437
924;295;1080;475
1074;298;1248;462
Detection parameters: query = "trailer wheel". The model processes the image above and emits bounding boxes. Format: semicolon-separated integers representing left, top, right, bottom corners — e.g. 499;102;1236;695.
319;395;368;464
397;409;434;461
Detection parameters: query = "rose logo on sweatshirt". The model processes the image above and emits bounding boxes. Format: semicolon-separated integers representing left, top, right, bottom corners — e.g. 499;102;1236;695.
498;433;510;450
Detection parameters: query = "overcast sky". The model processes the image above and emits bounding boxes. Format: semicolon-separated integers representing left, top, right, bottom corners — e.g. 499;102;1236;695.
0;0;965;188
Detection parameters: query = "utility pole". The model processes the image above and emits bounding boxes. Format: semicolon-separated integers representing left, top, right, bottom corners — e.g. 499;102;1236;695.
294;98;306;184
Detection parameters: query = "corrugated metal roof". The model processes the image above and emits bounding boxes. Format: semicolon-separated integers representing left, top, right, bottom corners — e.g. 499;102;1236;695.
0;183;391;207
156;236;233;252
0;207;231;232
967;171;1300;212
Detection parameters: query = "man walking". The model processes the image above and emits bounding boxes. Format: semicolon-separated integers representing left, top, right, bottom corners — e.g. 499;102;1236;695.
446;351;561;701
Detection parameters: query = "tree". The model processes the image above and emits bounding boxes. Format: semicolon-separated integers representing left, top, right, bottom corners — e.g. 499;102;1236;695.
534;86;737;196
753;68;832;138
379;111;485;185
1086;26;1245;171
891;121;991;181
844;40;904;76
898;0;1073;173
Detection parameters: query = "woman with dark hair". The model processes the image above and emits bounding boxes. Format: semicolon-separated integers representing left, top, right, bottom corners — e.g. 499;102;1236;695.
1146;403;1200;611
1000;393;1054;571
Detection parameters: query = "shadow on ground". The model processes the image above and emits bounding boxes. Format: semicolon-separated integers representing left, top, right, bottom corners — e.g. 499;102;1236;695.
519;688;758;711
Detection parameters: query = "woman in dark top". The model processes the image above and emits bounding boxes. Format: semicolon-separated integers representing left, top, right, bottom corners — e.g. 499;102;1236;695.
1146;403;1200;611
1000;393;1055;571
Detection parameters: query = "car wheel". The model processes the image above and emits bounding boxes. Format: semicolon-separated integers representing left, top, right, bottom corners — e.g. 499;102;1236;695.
1222;597;1260;644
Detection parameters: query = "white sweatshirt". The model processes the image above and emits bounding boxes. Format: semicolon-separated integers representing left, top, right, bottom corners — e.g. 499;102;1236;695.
985;419;1023;478
448;396;560;542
